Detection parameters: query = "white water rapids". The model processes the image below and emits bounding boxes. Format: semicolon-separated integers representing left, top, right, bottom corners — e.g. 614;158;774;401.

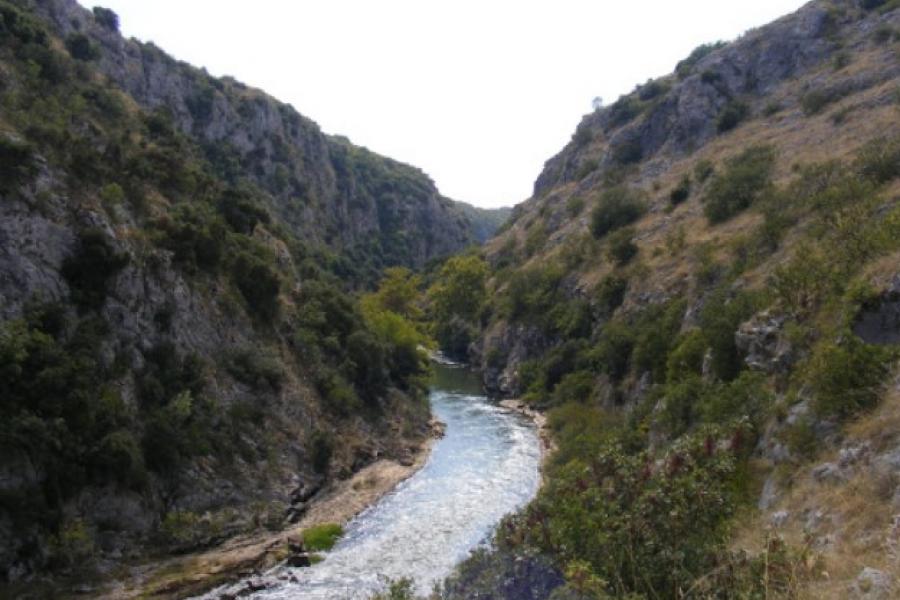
200;363;541;599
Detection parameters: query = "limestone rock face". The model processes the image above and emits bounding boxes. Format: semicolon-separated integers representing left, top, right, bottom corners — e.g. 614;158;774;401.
31;0;477;271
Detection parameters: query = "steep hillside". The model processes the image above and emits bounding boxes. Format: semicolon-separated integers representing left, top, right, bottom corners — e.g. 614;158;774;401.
426;0;900;597
28;0;480;284
0;0;466;595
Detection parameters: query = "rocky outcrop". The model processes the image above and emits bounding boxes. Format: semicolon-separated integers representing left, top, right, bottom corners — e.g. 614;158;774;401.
735;311;795;374
533;2;900;197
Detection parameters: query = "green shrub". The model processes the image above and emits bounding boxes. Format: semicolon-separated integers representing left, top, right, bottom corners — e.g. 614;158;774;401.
590;187;646;238
607;96;643;128
154;204;226;272
92;7;119;32
302;523;344;551
310;431;334;474
225;347;283;391
231;249;280;320
606;227;638;265
669;174;692;205
699;287;760;382
675;42;726;78
637;78;669;101
61;229;129;311
666;329;707;382
0;135;36;192
694;159;715;183
854;135;900;184
810;336;893;419
763;101;783;117
65;33;100;61
716;100;749;133
565;195;585;217
575;159;598;179
590;321;634;382
800;88;845;116
217;187;270;234
611;137;643;165
595;274;628;317
703;145;775;223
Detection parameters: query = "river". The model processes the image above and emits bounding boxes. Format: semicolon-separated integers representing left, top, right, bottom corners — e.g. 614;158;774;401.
201;362;542;599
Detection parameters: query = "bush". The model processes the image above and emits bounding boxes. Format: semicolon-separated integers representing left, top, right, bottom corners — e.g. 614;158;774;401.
61;229;129;310
669;174;692;205
800;88;845;116
810;336;893;419
65;33;100;61
611;137;643;165
694;159;715;183
595;274;628;317
310;431;334;474
590;187;646;238
854;135;900;184
703;145;775;223
231;250;280;320
565;196;585;217
716;100;749;133
606;227;638;265
217;187;270;234
92;7;119;31
0;135;36;192
607;96;643;128
699;288;761;382
153;204;226;273
225;347;283;391
676;41;726;78
302;523;344;551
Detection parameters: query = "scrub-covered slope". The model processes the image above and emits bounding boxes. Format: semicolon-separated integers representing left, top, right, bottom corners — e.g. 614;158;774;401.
425;0;900;597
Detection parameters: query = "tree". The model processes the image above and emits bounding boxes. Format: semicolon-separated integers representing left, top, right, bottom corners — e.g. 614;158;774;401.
427;255;488;357
92;7;119;32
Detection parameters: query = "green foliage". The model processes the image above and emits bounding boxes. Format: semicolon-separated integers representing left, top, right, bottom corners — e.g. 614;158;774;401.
675;41;726;78
666;329;707;383
702;145;775;223
716;100;749;133
632;300;686;382
0;135;36;192
225;347;283;391
669;174;691;205
217;187;270;234
854;135;900;184
607;96;643;128
589;187;646;239
505;429;744;598
310;431;334;474
230;247;281;321
153;204;226;273
61;229;129;311
699;287;761;382
809;336;893;419
611;137;643;165
605;227;638;265
800;88;845;116
64;33;99;61
302;522;344;551
693;159;715;183
92;6;119;31
594;275;628;318
370;577;417;600
565;196;585;218
428;255;488;357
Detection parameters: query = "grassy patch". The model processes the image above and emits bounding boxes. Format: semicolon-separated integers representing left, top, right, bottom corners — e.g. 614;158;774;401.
302;523;344;552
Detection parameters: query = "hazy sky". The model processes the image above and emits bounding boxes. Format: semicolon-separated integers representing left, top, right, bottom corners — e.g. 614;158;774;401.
80;1;808;208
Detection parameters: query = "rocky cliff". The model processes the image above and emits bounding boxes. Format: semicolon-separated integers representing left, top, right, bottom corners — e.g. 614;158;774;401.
0;0;475;594
28;0;487;282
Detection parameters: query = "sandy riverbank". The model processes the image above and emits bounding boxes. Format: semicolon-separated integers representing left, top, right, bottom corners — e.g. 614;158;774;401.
95;420;444;600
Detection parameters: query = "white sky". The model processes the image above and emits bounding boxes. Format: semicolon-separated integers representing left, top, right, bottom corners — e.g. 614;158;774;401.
79;1;808;208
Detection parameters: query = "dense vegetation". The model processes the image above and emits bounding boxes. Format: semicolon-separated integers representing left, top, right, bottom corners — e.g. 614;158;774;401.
419;124;900;599
0;1;434;586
